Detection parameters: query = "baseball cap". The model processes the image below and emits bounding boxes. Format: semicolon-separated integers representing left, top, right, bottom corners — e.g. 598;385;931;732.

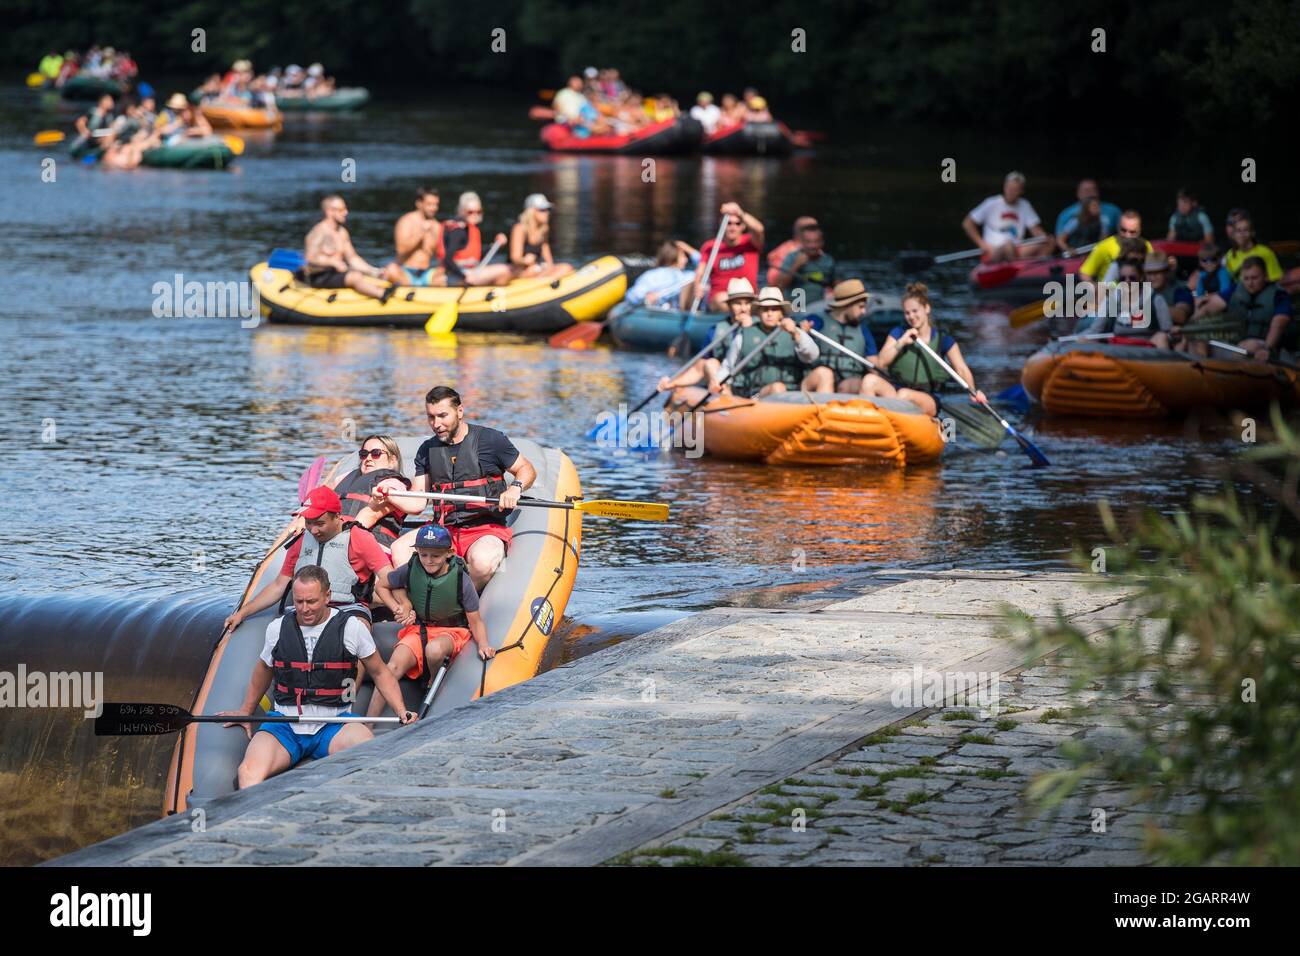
524;193;553;211
583;66;598;79
415;525;453;549
297;486;342;519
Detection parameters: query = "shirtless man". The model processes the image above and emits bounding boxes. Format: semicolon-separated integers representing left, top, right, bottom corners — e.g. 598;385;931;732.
301;196;393;302
381;188;447;288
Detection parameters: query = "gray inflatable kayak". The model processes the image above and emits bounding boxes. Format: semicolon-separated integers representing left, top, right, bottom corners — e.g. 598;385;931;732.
163;437;582;814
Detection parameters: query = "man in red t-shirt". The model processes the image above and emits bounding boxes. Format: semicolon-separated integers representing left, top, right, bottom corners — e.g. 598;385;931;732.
223;486;401;632
694;201;766;311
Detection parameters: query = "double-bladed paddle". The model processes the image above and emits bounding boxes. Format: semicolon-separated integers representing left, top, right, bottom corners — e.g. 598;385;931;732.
94;702;400;736
687;326;783;411
912;338;1050;466
401;491;669;521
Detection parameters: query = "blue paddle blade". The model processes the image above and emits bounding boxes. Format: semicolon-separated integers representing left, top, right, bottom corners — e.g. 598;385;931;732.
268;248;305;272
995;383;1029;410
1004;422;1051;467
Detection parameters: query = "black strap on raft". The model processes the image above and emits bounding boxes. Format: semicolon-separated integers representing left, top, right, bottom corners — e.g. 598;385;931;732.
472;498;578;702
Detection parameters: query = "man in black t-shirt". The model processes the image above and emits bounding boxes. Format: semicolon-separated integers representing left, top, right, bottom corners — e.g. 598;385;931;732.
380;385;537;590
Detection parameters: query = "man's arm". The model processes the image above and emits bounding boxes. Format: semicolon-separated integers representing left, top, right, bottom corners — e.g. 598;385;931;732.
498;452;537;511
359;651;415;721
465;609;495;660
339;229;380;276
224;574;291;631
218;660;274;737
773;250;803;290
961;215;986;251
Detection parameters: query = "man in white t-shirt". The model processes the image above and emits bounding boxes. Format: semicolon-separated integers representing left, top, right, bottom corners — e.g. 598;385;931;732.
220;566;415;789
690;91;722;135
961;171;1053;263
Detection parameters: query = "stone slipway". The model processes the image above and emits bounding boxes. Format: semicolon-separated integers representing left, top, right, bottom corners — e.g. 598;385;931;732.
51;571;1138;867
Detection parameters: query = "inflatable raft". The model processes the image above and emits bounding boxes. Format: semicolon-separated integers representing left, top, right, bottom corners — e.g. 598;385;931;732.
162;437;582;814
540;116;703;154
275;87;370;111
200;101;283;131
667;389;944;466
970;240;1201;292
141;136;235;169
1021;340;1300;417
251;255;627;333
701;121;805;156
608;294;904;353
59;74;125;100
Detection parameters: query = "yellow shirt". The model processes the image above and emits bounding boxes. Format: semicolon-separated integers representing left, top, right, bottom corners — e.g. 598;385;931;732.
1079;235;1153;280
1225;244;1283;281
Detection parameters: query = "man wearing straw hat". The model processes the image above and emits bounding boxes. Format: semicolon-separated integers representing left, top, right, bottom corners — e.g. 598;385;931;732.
804;279;886;394
722;286;820;398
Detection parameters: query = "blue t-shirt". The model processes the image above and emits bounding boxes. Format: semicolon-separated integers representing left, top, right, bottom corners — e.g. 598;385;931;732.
1195;267;1233;299
1054;201;1122;237
626;252;700;306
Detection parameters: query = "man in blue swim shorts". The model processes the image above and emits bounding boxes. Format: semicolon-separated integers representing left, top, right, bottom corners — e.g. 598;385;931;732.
220;565;415;788
381;187;448;288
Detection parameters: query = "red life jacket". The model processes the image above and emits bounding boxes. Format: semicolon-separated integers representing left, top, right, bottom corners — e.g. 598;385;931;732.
424;424;509;529
451;221;481;264
271;608;360;713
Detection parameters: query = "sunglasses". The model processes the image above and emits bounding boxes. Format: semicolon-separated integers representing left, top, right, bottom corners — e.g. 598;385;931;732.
464;209;483;216
1200;257;1219;264
359;448;387;460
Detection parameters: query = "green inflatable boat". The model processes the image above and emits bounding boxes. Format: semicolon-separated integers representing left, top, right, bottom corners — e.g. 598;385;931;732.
141;136;236;169
275;87;370;111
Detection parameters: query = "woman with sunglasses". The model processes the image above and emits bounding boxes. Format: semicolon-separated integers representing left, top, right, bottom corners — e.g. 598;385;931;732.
1081;256;1173;349
509;194;573;280
330;435;420;551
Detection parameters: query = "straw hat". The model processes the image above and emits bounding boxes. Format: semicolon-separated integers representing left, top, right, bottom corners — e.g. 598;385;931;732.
232;59;252;72
756;286;793;315
1143;253;1170;273
828;278;870;310
166;92;188;110
725;278;756;302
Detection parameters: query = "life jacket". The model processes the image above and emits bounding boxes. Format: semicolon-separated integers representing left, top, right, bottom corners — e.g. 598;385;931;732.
406;554;469;640
271;608;359;713
1195;267;1232;299
423;424;509;529
333;467;410;547
295;525;371;605
1169;211;1205;243
731;324;806;398
889;327;949;391
449;220;482;265
818;316;871;382
1226;281;1282;341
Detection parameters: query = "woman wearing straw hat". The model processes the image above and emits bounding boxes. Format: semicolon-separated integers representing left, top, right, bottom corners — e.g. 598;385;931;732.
657;278;756;404
806;279;887;394
723;286;820;398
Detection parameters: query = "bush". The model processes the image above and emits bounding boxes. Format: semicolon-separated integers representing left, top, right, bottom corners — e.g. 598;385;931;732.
1003;408;1300;865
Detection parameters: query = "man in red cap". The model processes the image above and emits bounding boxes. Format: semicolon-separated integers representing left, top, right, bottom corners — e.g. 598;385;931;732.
223;486;402;632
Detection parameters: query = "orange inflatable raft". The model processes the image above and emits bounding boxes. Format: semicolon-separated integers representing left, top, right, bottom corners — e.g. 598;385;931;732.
668;389;945;466
1022;341;1300;417
199;101;283;131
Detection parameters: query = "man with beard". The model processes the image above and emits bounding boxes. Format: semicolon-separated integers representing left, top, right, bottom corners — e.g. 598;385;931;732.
803;279;882;394
382;188;446;288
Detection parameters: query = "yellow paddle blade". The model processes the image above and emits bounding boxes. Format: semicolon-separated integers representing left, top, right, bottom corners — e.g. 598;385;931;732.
425;301;458;335
27;73;46;88
574;499;669;521
222;134;245;155
1009;298;1047;329
33;130;65;145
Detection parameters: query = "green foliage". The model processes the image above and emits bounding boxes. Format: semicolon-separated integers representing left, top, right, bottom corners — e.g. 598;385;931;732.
7;0;1295;128
1005;409;1300;865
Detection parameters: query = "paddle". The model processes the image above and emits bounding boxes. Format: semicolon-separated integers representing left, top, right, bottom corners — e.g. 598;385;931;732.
27;72;47;88
899;237;1061;273
418;657;451;719
912;338;1050;466
669;215;730;356
1208;339;1300;371
222;134;245;155
402;491;669;521
583;322;744;445
94;702;401;737
297;455;329;501
34;130;65;145
688;326;783;412
426;236;504;336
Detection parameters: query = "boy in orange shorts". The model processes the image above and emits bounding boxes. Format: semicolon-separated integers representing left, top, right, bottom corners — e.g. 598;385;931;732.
367;524;494;717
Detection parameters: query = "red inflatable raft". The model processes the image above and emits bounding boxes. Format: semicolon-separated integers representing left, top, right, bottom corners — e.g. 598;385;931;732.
970;239;1202;293
701;120;809;156
540;116;702;154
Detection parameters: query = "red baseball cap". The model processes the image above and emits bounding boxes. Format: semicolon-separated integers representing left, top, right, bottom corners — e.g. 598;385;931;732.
297;486;342;519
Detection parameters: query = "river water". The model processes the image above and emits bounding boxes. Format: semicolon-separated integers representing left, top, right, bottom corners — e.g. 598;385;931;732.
1;82;1295;863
